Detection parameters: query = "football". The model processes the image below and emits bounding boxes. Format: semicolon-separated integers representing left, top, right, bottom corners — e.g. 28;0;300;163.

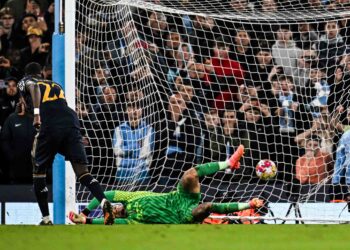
256;159;277;180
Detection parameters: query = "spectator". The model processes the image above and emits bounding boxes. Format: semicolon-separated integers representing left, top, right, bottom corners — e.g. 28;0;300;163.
272;24;302;76
314;20;346;70
187;62;216;110
84;64;110;104
238;103;274;178
230;0;254;12
5;0;48;21
231;28;256;73
142;11;168;49
92;85;124;132
167;42;194;83
19;26;50;69
300;67;330;117
276;75;299;133
249;47;274;89
211;39;245;92
236;83;259;108
340;52;350;75
295;135;333;201
165;29;184;83
112;101;154;184
296;135;332;184
292;49;317;88
328;65;350;116
155;94;201;182
295;112;335;155
295;23;319;50
259;0;278;13
221;106;242;162
189;15;218;59
175;75;202;119
0;55;20;79
43;2;54;38
0;77;19;129
0;98;36;184
88;85;124;183
274;75;301;181
12;13;37;49
0;7;15;55
201;108;224;162
340;15;350;46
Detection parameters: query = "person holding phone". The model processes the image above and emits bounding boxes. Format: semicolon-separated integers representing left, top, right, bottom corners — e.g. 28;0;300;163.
19;25;49;69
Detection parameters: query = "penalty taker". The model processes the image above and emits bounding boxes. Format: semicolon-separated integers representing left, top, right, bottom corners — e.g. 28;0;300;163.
70;145;264;224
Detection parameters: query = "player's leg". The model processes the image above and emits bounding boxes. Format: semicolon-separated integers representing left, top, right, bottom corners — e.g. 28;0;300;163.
180;145;245;193
32;131;55;225
61;127;114;225
193;144;245;178
71;163;114;225
192;199;264;222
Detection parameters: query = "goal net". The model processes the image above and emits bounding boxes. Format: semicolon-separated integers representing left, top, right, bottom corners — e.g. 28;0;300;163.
74;0;350;222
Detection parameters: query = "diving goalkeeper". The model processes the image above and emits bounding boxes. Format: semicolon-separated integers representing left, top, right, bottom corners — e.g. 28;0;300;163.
70;145;263;224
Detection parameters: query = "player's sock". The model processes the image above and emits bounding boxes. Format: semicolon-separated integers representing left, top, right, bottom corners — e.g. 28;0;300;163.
195;162;227;177
211;202;250;213
33;176;50;217
79;173;105;202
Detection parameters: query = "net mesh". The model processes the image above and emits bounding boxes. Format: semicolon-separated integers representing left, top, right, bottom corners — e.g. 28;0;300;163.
75;0;350;220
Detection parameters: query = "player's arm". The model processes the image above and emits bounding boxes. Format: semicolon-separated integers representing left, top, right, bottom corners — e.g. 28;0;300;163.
192;199;264;222
25;80;41;129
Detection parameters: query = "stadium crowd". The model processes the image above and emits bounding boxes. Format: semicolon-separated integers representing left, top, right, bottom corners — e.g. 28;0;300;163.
1;0;350;201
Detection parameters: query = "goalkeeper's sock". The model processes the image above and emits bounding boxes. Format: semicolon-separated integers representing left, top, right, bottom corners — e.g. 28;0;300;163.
211;202;250;213
79;173;105;202
33;176;50;217
195;162;228;177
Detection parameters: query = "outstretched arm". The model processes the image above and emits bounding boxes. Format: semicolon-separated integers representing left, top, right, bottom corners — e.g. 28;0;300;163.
192;199;264;222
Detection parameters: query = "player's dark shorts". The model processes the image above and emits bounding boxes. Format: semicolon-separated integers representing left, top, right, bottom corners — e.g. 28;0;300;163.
32;127;88;174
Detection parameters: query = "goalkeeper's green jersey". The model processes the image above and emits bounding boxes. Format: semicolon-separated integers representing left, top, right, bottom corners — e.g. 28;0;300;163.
90;184;201;224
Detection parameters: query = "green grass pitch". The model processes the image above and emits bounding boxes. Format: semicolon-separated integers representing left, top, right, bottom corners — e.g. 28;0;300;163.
0;225;348;250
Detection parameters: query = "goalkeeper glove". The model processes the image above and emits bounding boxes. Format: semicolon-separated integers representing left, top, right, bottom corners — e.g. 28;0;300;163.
249;198;264;209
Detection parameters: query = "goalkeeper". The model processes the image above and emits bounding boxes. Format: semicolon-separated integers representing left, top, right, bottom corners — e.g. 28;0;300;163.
70;145;263;224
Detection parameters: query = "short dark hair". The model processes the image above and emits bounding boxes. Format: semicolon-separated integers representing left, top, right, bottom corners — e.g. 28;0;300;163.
278;75;293;83
21;13;37;22
24;62;42;76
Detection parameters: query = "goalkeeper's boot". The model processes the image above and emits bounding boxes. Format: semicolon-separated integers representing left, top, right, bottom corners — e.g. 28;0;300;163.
102;199;115;225
69;211;86;224
38;218;53;226
228;144;245;170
